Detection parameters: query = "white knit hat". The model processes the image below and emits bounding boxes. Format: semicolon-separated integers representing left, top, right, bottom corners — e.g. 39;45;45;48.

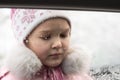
11;9;71;45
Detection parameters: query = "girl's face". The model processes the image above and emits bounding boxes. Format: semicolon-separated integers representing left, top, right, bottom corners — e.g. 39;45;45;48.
26;18;71;67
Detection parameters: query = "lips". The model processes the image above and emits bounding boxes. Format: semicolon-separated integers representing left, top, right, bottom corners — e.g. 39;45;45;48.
49;53;63;58
50;53;62;56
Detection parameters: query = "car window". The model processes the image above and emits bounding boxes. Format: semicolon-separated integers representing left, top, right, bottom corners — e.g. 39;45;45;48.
0;8;120;79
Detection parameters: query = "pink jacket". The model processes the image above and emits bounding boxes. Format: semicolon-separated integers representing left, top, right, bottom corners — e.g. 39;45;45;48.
0;69;92;80
0;45;93;80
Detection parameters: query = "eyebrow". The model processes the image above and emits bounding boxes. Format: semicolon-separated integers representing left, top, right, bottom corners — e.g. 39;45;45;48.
39;28;70;33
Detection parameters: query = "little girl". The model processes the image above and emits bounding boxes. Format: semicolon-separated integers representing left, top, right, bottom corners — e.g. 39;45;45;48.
0;9;93;80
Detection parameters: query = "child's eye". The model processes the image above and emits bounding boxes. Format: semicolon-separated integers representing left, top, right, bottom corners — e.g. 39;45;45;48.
40;35;51;40
60;34;68;38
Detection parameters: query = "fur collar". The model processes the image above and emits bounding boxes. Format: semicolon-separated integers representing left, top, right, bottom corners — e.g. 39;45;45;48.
3;44;91;80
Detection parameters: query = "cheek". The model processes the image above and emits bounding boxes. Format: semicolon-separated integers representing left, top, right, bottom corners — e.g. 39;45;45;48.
35;48;47;59
63;38;70;48
28;41;49;58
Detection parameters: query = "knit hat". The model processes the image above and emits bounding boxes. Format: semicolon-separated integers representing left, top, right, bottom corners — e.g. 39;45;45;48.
11;9;71;45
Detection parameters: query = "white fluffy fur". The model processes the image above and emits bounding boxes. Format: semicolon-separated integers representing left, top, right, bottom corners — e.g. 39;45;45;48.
3;44;91;80
3;44;42;80
62;48;91;75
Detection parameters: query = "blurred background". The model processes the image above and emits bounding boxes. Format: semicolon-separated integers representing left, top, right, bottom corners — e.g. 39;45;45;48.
0;8;120;69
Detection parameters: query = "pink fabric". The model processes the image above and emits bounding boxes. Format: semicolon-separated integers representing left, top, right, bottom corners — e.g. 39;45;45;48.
0;67;93;80
34;66;65;80
0;68;19;80
0;73;20;80
0;66;65;80
11;9;16;19
0;71;9;80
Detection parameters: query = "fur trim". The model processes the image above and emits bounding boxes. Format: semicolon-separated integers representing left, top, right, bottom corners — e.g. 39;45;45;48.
62;48;91;75
3;44;42;80
3;44;91;79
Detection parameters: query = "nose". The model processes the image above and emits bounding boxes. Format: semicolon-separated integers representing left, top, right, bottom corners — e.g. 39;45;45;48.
52;38;62;49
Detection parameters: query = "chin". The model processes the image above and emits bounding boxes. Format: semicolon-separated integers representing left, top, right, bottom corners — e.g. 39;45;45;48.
47;60;62;67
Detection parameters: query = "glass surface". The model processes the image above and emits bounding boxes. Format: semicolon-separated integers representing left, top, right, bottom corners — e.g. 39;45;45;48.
0;8;120;79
